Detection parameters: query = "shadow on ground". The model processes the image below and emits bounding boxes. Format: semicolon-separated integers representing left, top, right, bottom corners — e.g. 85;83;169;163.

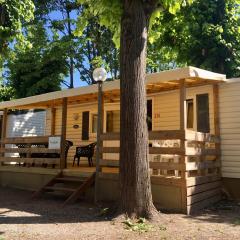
183;200;240;226
1;186;240;227
0;187;112;225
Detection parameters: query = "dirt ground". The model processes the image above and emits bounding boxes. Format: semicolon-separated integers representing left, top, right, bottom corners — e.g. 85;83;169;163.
0;187;240;240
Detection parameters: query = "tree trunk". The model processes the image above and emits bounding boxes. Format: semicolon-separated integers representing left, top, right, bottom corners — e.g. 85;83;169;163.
119;0;158;219
66;6;74;88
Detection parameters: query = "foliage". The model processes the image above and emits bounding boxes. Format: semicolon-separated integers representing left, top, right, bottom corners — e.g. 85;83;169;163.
6;22;68;98
147;44;184;73
76;0;191;46
75;17;119;84
0;0;34;57
155;0;240;77
123;218;153;233
33;0;119;86
0;84;14;101
75;1;193;76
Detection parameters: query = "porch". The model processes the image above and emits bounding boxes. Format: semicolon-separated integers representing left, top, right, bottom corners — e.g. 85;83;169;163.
0;67;225;214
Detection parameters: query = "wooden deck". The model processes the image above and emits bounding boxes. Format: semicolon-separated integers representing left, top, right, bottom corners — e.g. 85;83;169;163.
0;129;221;214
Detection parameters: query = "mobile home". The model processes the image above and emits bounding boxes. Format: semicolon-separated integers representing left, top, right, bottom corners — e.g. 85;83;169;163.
0;66;236;214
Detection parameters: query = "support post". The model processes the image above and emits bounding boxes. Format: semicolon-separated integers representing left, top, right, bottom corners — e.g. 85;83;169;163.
180;79;186;131
95;82;104;203
51;107;56;136
60;98;67;169
179;80;187;213
0;108;7;159
213;84;221;175
213;84;220;137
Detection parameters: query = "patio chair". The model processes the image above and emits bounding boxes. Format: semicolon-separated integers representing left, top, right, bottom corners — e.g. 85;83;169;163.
73;142;97;167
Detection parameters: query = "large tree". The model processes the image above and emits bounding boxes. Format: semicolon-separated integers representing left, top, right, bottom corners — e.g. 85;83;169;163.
156;0;240;77
7;22;68;98
77;0;188;219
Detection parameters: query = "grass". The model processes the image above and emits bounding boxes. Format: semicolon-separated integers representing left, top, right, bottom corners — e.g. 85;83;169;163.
123;218;153;233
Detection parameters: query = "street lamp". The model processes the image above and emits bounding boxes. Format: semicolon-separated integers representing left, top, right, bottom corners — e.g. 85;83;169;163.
93;67;107;203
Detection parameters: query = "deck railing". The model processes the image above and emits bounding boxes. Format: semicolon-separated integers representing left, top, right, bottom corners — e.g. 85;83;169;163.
100;130;220;177
0;136;61;168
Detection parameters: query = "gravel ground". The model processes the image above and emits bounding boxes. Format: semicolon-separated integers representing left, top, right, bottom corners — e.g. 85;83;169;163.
0;187;240;240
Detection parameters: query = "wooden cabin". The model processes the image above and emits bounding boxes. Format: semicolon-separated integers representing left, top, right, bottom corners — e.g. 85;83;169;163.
0;66;226;214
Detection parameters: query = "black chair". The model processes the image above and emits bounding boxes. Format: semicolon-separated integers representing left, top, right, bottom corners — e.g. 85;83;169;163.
73;142;97;167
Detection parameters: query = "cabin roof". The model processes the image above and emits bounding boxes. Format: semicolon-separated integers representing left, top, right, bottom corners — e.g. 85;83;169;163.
0;66;226;110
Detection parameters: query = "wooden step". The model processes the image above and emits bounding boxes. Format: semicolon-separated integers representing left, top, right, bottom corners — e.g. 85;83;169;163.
55;177;84;183
63;172;96;206
44;186;76;192
31;172;63;199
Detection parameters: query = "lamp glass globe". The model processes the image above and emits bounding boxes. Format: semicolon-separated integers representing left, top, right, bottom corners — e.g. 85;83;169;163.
93;68;107;82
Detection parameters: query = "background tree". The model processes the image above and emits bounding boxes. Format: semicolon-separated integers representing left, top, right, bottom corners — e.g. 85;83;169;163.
156;0;240;77
34;0;119;87
77;0;189;219
0;0;34;60
6;23;68;98
75;17;120;84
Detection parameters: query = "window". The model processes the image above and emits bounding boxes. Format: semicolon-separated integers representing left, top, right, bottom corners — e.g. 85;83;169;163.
186;99;194;129
197;94;210;133
106;110;120;132
147;99;152;131
91;114;98;133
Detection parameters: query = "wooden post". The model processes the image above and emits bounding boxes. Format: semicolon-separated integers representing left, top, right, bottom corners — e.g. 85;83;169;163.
179;80;188;213
179;79;186;176
0;108;7;159
95;82;104;203
180;79;186;131
213;84;220;137
213;84;221;175
51;107;56;136
60;98;67;169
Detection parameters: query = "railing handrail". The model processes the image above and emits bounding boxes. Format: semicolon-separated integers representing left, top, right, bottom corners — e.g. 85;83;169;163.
0;135;61;144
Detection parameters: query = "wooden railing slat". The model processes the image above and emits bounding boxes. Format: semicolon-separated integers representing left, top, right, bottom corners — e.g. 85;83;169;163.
149;147;185;155
149;161;185;170
0;135;61;144
0;148;60;154
186;161;221;171
0;157;60;164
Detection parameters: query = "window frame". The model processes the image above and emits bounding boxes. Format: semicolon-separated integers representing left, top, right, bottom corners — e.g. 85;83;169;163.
90;112;98;134
186;99;194;130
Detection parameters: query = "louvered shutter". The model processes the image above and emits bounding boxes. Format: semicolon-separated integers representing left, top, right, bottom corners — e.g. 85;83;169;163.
82;111;89;140
197;94;210;133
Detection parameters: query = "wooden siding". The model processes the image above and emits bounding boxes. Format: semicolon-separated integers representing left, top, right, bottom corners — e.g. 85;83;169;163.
46;85;214;165
219;81;240;178
152;85;214;132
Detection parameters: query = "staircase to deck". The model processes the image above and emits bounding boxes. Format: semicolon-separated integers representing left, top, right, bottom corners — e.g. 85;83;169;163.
32;172;96;206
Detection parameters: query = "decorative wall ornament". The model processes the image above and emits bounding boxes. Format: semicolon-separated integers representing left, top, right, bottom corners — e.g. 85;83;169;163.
73;113;79;121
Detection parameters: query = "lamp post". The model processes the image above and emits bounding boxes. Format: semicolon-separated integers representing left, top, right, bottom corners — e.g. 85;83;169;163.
93;67;107;203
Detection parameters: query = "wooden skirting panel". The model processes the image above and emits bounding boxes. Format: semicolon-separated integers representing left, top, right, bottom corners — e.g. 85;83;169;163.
186;175;222;214
222;178;240;200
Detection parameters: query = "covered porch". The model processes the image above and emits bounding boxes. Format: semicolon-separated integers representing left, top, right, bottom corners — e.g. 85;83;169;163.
0;67;226;214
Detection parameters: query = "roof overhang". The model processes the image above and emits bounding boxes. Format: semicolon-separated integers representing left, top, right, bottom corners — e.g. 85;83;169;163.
0;66;226;110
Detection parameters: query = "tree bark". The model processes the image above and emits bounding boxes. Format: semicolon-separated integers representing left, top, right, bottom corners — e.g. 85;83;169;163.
66;5;74;88
120;0;158;219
